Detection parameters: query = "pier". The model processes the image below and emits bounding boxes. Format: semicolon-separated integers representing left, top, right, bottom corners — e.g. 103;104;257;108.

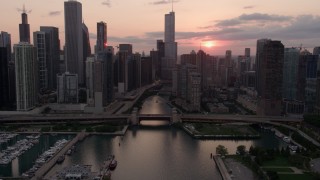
32;131;88;180
213;155;232;180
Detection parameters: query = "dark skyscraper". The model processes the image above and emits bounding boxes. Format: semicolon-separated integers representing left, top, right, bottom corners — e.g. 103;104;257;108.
119;44;133;55
0;31;12;61
64;0;84;85
97;46;114;105
33;31;48;90
256;40;284;116
40;26;60;90
19;6;30;43
82;22;91;85
157;40;165;78
313;47;320;55
96;21;107;53
0;47;9;109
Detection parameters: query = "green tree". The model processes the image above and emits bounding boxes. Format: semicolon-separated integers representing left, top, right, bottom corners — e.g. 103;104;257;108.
236;145;246;155
216;145;228;156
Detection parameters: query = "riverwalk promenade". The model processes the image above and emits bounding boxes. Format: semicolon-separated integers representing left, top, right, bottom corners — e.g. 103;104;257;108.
213;155;232;180
32;131;88;180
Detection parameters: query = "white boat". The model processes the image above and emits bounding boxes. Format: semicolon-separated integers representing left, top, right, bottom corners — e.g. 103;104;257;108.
275;132;283;138
289;145;298;151
283;136;291;143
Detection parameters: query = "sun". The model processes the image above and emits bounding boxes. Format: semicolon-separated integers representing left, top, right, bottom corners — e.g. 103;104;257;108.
203;41;215;48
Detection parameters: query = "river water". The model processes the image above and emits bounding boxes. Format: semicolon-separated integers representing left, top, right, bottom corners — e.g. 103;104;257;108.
1;95;287;179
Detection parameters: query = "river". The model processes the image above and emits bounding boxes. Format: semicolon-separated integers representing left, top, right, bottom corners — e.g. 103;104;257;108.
1;95;287;179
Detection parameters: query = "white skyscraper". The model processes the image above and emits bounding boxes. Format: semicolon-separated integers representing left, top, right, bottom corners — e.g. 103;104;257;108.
14;42;38;111
162;11;177;80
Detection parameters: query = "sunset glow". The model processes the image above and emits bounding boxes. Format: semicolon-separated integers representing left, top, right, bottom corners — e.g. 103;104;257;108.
204;41;215;48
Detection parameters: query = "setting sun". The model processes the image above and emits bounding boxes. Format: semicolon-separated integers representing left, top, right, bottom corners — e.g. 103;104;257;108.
204;41;215;48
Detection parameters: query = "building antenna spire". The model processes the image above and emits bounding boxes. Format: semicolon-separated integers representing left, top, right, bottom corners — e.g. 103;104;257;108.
23;4;26;13
172;0;173;12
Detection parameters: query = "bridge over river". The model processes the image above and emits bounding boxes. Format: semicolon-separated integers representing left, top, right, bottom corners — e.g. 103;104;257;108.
0;112;302;125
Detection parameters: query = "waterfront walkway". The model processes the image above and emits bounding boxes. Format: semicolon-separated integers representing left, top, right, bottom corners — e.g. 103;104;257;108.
213;155;232;180
32;131;88;180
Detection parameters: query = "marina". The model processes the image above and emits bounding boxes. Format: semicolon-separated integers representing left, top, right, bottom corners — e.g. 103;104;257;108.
0;133;18;144
0;134;40;165
22;139;69;178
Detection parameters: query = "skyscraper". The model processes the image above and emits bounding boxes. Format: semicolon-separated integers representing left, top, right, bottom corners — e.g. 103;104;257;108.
0;47;9;109
313;47;320;55
86;57;95;106
40;26;60;90
96;21;107;53
156;40;165;78
301;52;319;113
64;0;84;85
282;48;305;115
162;11;177;80
283;48;300;100
119;44;133;55
82;22;91;86
256;40;284;116
57;72;78;103
34;31;48;90
14;42;38;111
255;39;271;95
19;6;30;43
97;46;114;105
0;31;12;61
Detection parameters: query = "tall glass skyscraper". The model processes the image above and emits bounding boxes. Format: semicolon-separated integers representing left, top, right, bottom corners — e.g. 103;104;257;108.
64;0;84;85
96;21;107;53
19;6;30;43
40;26;60;90
162;11;177;80
14;42;38;111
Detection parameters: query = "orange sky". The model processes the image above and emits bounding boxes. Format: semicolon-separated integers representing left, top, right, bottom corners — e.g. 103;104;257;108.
1;0;320;55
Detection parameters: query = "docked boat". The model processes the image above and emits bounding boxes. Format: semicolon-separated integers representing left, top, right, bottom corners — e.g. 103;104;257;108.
289;145;298;151
66;149;72;155
283;136;291;143
56;155;65;164
109;159;117;170
275;132;283;138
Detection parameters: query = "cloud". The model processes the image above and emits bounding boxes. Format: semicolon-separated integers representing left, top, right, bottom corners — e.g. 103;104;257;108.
243;6;255;9
48;11;62;16
216;13;293;27
143;14;320;43
198;25;214;29
102;0;111;7
150;0;179;5
109;36;155;45
239;13;292;21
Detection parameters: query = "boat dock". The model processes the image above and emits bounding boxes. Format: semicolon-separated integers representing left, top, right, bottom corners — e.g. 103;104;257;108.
213;155;232;180
32;131;88;180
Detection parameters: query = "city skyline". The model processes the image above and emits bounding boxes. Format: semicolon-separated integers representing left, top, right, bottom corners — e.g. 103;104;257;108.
0;0;320;55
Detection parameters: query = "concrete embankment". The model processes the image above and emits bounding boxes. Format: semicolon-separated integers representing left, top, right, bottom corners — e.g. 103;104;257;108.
213;156;232;180
32;131;88;180
183;126;260;139
90;125;129;136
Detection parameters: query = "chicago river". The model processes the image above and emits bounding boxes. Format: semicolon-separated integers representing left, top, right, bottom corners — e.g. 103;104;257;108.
0;95;287;179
